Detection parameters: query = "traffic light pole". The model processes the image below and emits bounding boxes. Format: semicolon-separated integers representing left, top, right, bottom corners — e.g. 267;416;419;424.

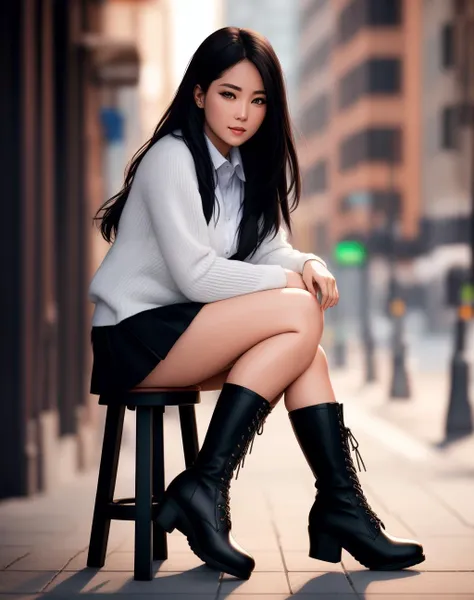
360;259;376;383
387;143;411;399
445;6;473;438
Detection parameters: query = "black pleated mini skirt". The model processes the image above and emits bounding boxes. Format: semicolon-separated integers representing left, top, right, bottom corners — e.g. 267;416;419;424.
90;302;206;395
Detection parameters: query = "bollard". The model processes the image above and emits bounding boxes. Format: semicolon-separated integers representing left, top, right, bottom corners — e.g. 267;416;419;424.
445;305;473;439
360;262;376;383
389;299;411;399
333;339;347;368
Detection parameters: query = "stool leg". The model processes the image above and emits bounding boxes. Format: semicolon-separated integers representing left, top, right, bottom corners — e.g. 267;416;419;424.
135;406;153;581
179;401;200;467
152;406;167;560
87;404;125;568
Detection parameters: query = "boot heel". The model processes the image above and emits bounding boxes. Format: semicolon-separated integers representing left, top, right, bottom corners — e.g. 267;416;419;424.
155;497;180;533
309;528;342;563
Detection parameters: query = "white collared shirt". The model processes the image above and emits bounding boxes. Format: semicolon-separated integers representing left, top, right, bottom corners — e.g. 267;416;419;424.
89;130;322;325
204;132;245;258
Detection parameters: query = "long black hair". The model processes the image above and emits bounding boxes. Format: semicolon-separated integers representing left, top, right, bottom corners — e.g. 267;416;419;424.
94;26;302;262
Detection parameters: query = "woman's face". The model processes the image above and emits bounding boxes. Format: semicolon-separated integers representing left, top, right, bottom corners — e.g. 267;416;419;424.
194;59;268;157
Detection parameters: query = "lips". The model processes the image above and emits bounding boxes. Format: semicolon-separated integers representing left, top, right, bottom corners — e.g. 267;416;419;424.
229;127;246;132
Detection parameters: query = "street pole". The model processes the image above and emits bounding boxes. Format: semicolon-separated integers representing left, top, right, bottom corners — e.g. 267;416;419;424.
360;258;376;383
387;137;411;399
332;266;347;369
445;6;473;439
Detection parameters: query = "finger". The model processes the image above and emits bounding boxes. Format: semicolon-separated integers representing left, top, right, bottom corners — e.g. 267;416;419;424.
309;278;319;299
321;281;330;310
329;279;338;307
334;282;340;306
327;279;337;309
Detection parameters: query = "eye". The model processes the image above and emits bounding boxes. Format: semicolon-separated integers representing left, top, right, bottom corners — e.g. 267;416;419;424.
220;91;235;99
253;97;267;105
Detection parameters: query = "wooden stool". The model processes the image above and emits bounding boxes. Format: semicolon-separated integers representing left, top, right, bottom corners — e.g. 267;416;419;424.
86;385;201;580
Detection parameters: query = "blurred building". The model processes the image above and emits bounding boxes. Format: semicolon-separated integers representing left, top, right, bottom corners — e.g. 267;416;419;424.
296;0;473;332
2;0;109;500
1;0;223;500
224;0;300;114
1;0;146;500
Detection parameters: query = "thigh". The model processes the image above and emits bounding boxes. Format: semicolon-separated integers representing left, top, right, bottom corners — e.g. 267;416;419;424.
136;288;322;389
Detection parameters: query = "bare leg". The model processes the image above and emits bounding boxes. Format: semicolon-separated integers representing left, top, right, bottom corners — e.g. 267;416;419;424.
137;288;323;401
284;345;336;411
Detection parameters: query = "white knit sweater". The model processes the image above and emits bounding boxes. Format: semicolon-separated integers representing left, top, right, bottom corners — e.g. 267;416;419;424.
89;131;321;326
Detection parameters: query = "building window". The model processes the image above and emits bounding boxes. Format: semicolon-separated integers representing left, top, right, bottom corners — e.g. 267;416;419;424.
301;37;332;79
339;127;402;170
301;0;329;30
338;58;401;109
338;0;366;44
301;93;330;135
313;222;329;254
442;106;460;149
368;0;401;25
303;160;328;195
340;190;401;217
368;58;401;92
337;0;401;46
441;24;454;68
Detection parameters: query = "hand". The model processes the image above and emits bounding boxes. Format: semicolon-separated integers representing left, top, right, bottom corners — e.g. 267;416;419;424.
283;269;307;290
302;260;339;310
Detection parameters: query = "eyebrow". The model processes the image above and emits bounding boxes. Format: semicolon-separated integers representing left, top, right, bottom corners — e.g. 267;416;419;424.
219;83;266;95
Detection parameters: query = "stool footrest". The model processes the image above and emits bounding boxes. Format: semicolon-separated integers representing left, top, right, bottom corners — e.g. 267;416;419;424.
105;497;162;521
88;395;200;580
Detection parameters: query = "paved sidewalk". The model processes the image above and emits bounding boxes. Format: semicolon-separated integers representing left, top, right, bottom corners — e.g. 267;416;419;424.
1;361;474;599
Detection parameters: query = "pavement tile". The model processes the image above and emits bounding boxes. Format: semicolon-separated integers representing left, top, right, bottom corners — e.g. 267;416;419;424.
0;547;32;569
0;596;43;600
362;596;474;600
217;596;292;600
0;571;57;594
5;549;85;572
220;571;290;595
233;534;280;551
249;550;285;572
412;535;474;571
288;571;355;594
349;570;474;594
65;549;209;573
283;550;344;572
42;568;220;594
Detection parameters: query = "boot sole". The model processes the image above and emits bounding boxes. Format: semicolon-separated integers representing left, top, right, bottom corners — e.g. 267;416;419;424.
367;553;426;571
156;496;252;580
309;528;426;571
309;546;426;571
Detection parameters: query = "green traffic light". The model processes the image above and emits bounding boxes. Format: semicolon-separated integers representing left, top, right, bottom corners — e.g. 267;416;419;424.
333;240;368;266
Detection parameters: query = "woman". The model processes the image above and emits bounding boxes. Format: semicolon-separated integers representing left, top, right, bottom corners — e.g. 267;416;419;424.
89;27;424;580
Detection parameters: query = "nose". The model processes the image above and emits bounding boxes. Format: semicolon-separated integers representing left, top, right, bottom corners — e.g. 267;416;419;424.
234;100;248;121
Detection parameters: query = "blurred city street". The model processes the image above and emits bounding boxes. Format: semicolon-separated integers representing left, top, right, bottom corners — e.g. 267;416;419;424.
1;340;473;599
3;0;474;598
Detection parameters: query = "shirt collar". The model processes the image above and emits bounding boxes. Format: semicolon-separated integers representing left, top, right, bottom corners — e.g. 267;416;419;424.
204;131;246;183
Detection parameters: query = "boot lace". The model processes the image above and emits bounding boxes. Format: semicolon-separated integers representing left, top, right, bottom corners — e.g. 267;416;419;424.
339;419;384;530
217;403;272;527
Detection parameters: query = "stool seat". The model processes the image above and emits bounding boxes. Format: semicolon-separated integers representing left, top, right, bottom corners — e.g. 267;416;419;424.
87;385;201;581
98;385;202;407
129;385;202;393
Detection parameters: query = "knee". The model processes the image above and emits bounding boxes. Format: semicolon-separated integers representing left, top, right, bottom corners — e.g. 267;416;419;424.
314;345;329;371
293;290;324;350
290;289;324;328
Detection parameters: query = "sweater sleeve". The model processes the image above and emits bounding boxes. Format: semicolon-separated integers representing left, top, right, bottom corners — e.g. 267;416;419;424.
137;139;288;303
246;221;326;274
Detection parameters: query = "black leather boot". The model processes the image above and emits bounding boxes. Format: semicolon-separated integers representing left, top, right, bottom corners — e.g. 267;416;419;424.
155;382;272;579
289;402;425;570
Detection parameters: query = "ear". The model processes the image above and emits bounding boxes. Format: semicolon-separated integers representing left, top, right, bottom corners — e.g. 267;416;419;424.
193;84;205;109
